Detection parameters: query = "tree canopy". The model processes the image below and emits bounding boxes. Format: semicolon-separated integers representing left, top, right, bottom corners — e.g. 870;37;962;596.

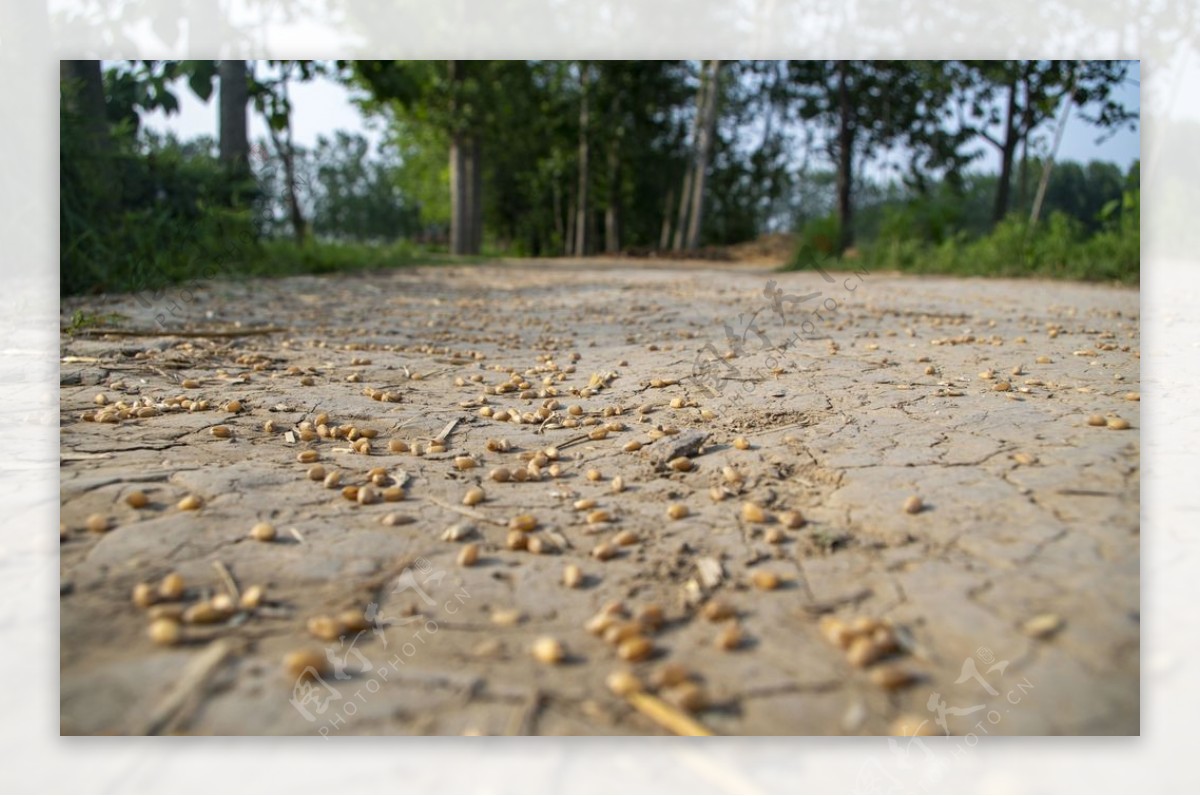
59;59;1139;294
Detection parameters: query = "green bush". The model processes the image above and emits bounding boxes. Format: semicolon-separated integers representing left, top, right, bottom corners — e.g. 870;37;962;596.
808;189;1139;285
60;91;259;295
254;239;423;276
787;213;841;271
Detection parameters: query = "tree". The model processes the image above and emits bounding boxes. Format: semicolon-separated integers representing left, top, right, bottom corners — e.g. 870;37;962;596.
248;60;326;243
953;60;1136;224
789;60;948;252
100;60;217;134
447;60;483;255
671;60;722;251
307;132;419;242
60;61;258;296
582;60;692;253
60;61;114;195
218;60;249;178
62;59;217;217
603;76;622;254
684;59;722;250
355;60;531;255
574;62;591;256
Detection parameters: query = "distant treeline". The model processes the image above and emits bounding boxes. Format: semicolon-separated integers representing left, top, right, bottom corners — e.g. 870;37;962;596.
60;60;1139;295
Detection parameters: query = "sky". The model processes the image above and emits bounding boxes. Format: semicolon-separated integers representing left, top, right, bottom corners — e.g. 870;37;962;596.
139;61;1142;175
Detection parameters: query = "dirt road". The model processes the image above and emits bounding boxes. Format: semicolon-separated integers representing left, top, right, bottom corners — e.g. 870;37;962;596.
59;259;1139;735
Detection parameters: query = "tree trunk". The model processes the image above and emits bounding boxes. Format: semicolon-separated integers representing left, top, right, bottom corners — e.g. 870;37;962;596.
574;63;590;257
604;197;620;253
449;132;468;254
469;136;483;253
448;60;468;255
62;61;109;144
757;93;776;232
1017;132;1029;212
564;184;576;256
1016;75;1032;211
659;186;675;250
552;180;564;251
268;123;306;244
673;61;710;252
218;60;249;178
604;127;621;253
834;61;855;252
265;74;307;244
672;164;693;251
684;59;721;251
992;77;1019;224
1030;77;1076;227
447;60;482;256
449;132;483;255
61;60;119;211
588;203;599;257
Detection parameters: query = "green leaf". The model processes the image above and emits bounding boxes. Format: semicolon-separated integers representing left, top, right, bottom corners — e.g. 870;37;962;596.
184;60;217;101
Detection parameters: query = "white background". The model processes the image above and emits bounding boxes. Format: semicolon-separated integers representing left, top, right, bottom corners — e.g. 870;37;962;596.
3;1;1195;792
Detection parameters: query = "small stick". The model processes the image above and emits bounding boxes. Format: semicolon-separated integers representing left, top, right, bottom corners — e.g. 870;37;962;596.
139;639;235;735
508;689;544;736
289;527;305;543
625;692;715;736
796;588;873;616
435;417;461;443
423;495;507;527
390;414;422;431
556;433;593;450
80;327;288;338
211;561;240;602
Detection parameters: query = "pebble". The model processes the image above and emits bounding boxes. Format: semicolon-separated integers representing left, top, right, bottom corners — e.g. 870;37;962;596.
716;623;744;651
1023;613;1064;638
147;618;182;646
741;502;766;523
617;636;654;662
283;649;330;681
562;564;584;588
779;510;805;529
457;542;480;567
870;664;916;690
751;571;781;591
250;521;276;542
531;636;566;664
890;714;937;736
663;682;708;712
606;670;643;696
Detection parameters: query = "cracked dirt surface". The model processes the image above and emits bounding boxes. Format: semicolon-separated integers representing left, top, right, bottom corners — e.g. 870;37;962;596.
59;260;1139;736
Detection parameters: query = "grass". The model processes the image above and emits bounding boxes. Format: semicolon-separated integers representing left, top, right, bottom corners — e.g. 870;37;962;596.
63;309;128;334
249;239;489;278
784;202;1139;286
63;235;496;298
